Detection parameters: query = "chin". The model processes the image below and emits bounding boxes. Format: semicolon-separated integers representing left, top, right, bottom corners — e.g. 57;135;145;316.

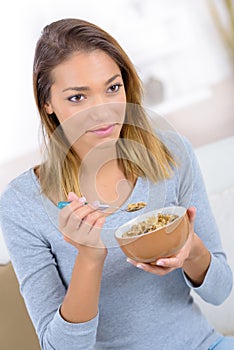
94;136;119;150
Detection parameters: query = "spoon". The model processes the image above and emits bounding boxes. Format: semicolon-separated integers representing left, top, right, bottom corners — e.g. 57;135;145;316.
57;200;146;212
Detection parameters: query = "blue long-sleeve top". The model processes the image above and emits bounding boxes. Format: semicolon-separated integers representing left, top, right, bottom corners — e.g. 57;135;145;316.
0;131;232;350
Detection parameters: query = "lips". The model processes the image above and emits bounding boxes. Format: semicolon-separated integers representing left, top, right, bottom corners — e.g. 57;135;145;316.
88;124;116;136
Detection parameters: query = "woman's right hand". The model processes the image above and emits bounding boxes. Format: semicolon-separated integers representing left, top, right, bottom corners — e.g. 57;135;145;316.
59;192;107;262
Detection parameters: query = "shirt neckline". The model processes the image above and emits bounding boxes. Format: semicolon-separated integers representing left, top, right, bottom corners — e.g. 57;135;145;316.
29;167;143;219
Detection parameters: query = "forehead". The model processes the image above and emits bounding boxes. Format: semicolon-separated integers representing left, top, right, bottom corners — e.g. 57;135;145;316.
51;50;121;87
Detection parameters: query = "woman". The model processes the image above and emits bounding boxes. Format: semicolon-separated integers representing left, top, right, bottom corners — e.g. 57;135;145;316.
0;18;233;350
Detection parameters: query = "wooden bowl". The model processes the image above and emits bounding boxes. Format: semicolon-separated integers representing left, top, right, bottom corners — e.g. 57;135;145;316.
114;206;189;263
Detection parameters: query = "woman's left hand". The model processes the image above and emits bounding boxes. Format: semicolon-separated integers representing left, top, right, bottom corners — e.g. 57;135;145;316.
127;207;197;276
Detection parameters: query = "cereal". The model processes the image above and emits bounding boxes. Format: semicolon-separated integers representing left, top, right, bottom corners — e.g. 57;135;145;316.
126;202;147;212
122;213;178;238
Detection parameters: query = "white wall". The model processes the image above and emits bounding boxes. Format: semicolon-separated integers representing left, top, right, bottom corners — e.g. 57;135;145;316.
0;0;232;165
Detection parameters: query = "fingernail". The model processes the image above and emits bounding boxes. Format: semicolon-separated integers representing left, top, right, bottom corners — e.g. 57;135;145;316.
137;264;144;270
156;260;164;266
126;258;135;265
91;200;100;208
79;197;86;203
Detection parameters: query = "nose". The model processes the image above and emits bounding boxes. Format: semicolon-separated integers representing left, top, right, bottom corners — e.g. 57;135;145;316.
89;96;111;122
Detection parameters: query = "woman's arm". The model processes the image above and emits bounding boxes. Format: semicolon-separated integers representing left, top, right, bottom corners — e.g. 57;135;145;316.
177;136;233;303
127;207;211;287
127;134;233;304
0;186;106;350
61;253;105;323
182;236;211;287
182;211;211;287
59;193;107;323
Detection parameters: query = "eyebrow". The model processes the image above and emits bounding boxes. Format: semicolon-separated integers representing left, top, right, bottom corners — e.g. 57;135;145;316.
62;74;122;93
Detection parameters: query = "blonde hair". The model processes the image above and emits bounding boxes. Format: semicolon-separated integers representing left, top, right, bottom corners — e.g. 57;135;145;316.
33;18;176;201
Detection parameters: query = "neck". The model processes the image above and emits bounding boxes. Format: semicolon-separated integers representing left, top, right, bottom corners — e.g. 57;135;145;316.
78;145;129;203
79;144;119;176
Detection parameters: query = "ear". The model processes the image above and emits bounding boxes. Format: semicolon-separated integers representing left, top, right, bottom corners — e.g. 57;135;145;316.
44;102;54;115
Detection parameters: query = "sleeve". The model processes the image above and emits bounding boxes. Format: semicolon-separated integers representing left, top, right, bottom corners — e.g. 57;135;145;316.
176;136;233;305
0;185;98;350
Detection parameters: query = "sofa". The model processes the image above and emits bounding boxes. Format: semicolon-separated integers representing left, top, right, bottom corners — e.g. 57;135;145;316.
0;263;41;350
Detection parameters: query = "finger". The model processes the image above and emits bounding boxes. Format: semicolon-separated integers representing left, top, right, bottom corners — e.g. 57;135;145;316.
67;192;79;201
66;214;105;246
87;216;106;246
59;199;85;228
63;205;104;243
126;258;174;275
187;206;196;224
141;263;174;275
60;195;99;238
78;213;106;244
72;202;100;223
155;257;182;269
81;211;105;231
64;203;96;234
81;218;106;248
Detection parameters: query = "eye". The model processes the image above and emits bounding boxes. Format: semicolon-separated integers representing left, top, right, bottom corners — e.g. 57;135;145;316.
107;83;123;93
68;94;85;103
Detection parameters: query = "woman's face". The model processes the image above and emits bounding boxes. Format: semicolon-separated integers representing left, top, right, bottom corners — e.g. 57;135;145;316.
45;49;126;158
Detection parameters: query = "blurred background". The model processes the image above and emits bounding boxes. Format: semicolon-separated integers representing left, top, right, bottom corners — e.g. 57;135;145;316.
0;0;234;185
0;0;233;167
0;1;234;349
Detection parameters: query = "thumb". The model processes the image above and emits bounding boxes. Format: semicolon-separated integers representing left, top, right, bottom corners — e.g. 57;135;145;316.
187;206;196;224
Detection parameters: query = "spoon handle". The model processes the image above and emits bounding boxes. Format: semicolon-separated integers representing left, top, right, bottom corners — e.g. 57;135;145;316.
57;201;146;212
57;201;71;209
57;201;111;210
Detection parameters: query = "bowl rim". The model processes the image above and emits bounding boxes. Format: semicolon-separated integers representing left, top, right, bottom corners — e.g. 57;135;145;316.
114;206;187;239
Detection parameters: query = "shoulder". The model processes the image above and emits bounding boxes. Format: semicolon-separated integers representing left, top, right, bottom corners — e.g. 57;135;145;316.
1;167;38;192
156;129;195;163
0;168;39;212
0;168;46;247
